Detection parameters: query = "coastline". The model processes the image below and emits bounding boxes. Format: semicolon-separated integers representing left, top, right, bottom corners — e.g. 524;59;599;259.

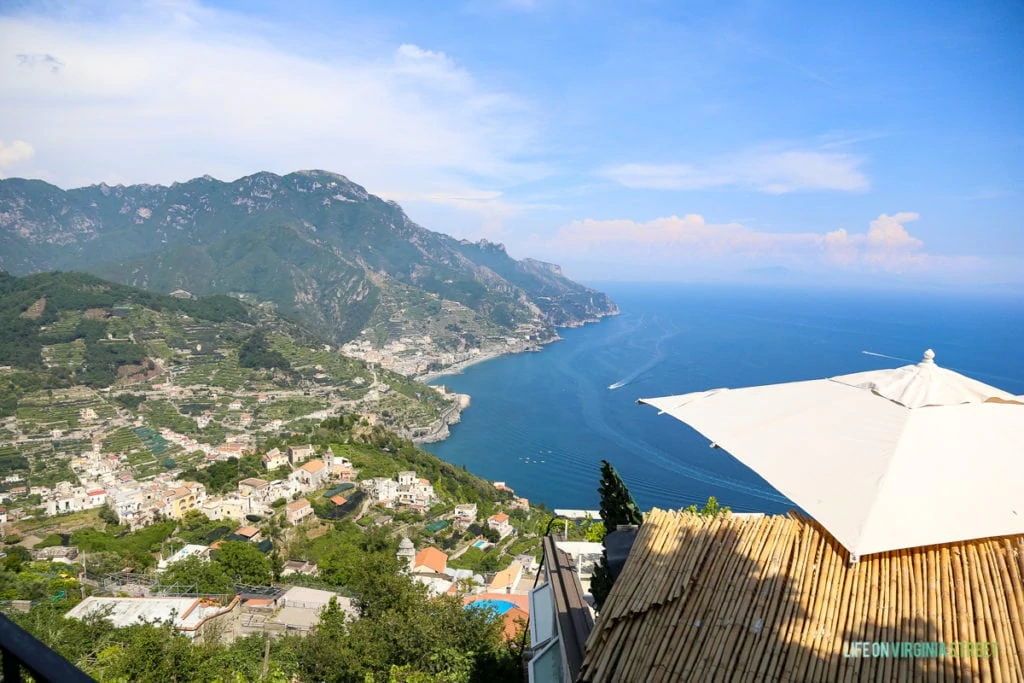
415;339;553;384
415;312;620;385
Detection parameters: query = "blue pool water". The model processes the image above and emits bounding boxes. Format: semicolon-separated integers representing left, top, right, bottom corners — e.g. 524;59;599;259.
467;599;517;615
424;283;1024;513
473;540;488;549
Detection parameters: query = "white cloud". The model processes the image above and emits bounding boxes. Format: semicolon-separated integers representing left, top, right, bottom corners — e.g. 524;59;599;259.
601;147;869;194
0;140;35;173
551;212;974;275
0;1;542;210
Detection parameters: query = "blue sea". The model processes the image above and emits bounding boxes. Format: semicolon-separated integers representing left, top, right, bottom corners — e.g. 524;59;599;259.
423;283;1024;514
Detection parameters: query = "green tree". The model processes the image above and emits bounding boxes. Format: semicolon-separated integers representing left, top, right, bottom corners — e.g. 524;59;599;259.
597;460;642;531
161;556;233;594
683;495;731;517
2;545;31;572
215;541;272;585
591;459;643;611
97;503;119;527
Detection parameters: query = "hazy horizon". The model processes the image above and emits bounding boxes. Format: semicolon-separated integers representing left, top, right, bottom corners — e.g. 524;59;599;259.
1;0;1021;291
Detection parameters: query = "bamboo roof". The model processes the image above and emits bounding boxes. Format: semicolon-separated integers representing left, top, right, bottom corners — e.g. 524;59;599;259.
579;509;1024;682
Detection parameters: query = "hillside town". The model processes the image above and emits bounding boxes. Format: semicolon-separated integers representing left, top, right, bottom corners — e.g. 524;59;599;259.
0;381;604;650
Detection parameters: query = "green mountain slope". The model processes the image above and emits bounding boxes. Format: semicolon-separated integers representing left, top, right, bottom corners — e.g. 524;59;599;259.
0;271;461;445
0;170;617;345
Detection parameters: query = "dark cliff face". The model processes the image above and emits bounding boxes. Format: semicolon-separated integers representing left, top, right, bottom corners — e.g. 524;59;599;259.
0;170;617;343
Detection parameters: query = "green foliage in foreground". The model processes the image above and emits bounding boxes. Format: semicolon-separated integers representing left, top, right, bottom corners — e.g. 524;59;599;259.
11;559;522;683
683;495;731;517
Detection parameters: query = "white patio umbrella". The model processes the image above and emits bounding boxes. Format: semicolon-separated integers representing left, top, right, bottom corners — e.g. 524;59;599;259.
639;350;1024;560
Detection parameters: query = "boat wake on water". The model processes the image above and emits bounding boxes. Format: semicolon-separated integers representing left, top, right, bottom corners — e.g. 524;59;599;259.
608;325;680;390
862;350;915;363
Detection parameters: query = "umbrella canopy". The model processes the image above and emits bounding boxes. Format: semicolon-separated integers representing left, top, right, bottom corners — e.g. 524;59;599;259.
639;349;1024;559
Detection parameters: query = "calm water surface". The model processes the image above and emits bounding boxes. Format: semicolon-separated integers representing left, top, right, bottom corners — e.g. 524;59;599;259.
423;284;1024;513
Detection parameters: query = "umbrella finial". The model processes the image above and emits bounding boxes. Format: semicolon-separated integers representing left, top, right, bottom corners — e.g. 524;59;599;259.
920;349;935;365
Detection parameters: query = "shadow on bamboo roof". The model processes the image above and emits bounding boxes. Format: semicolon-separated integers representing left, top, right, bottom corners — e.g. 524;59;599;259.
579;509;1024;683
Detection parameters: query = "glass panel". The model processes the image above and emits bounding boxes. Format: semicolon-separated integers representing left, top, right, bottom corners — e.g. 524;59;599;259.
529;582;555;646
528;637;564;683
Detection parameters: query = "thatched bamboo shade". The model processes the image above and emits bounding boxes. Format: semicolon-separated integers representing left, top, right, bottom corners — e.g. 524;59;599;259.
579;509;1024;682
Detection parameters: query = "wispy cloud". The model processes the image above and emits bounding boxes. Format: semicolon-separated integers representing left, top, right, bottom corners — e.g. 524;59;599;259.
600;146;869;194
15;53;64;72
551;211;977;274
0;1;543;215
0;140;35;174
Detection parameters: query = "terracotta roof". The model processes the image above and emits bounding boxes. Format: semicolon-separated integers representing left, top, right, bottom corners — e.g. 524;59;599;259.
503;606;530;640
580;509;1024;682
488;562;522;591
330;495;347;506
245;598;273;607
86;489;107;496
413;547;448;574
286;498;310;512
299;460;325;473
234;526;259;537
489;513;509;523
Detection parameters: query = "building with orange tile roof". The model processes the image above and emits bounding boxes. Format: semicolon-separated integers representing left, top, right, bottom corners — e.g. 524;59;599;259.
488;512;514;539
285;498;314;524
413;547;448;575
488;562;523;594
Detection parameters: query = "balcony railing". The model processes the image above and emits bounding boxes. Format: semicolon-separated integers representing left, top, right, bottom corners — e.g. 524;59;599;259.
0;613;93;682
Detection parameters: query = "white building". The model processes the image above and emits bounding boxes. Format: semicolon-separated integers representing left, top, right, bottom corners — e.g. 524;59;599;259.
454;504;478;530
288;444;316;465
262;448;289;471
66;597;236;640
363;477;398;506
488;513;515;539
286;498;314;524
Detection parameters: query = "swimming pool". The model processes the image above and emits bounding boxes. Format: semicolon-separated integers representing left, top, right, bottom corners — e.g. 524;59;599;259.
466;599;516;615
473;540;488;549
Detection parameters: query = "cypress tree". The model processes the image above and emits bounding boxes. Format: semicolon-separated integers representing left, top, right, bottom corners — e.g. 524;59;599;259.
591;460;642;611
597;460;642;530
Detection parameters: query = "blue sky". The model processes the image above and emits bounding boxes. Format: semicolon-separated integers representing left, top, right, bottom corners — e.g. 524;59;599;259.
1;0;1021;289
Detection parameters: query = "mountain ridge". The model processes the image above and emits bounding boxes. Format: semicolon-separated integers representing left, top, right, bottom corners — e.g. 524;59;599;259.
0;170;617;349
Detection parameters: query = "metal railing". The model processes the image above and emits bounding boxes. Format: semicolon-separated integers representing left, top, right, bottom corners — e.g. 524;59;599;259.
0;613;93;682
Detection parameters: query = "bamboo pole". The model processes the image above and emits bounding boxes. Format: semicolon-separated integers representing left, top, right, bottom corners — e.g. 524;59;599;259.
856;552;881;683
897;550;913;683
705;516;776;682
686;517;756;681
992;539;1024;678
966;544;993;682
673;517;740;681
979;540;1012;682
768;521;817;682
838;550;864;683
950;546;976;680
724;516;778;679
939;546;957;682
733;518;794;681
807;531;839;683
876;551;893;683
925;544;940;683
